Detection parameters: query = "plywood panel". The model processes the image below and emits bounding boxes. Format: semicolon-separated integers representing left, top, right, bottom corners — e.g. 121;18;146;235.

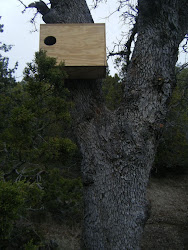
65;66;106;79
39;23;107;67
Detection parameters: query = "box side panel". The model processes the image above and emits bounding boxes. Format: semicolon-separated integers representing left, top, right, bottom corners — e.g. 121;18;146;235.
40;24;106;67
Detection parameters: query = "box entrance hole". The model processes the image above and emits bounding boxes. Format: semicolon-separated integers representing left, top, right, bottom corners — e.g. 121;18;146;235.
44;36;56;46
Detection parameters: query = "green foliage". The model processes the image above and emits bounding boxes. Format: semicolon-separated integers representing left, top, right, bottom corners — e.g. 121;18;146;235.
0;181;43;240
0;39;82;247
154;68;188;174
42;168;82;222
24;239;40;250
0;18;17;89
0;181;25;239
0;50;76;169
102;74;123;110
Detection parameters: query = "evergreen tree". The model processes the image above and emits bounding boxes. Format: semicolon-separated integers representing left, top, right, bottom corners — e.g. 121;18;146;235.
102;74;123;110
155;68;188;174
0;23;82;246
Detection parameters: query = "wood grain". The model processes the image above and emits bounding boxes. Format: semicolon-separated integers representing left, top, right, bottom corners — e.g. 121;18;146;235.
39;23;107;67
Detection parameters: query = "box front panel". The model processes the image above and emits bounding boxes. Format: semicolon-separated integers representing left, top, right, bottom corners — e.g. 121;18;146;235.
40;24;106;67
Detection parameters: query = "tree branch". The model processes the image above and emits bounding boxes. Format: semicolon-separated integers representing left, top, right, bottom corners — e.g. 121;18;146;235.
4;161;26;180
182;35;188;53
108;51;128;57
17;0;29;13
108;21;138;72
18;0;27;8
28;1;50;16
124;21;137;69
176;63;188;75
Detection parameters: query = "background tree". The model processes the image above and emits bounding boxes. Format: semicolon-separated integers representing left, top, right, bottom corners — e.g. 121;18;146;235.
18;0;188;249
102;74;123;110
154;67;188;175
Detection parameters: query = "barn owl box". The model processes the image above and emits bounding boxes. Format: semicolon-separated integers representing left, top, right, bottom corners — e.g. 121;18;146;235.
39;23;107;79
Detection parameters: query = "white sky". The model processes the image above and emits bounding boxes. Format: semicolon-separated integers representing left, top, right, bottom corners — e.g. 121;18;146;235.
0;0;187;80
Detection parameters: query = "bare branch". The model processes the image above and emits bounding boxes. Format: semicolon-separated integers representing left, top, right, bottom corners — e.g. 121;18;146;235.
182;35;188;53
18;0;50;28
124;22;137;69
30;11;39;32
176;63;188;75
17;0;29;14
27;206;45;211
4;161;26;180
92;0;106;9
36;170;45;182
18;0;27;8
107;21;137;73
108;51;128;57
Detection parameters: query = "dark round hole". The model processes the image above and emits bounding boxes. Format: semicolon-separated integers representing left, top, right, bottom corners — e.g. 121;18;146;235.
44;36;56;46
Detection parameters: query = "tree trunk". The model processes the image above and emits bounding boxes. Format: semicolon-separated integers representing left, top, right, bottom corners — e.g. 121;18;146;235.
35;0;188;248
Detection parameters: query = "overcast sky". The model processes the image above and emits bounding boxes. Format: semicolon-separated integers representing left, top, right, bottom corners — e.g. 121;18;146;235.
1;0;187;80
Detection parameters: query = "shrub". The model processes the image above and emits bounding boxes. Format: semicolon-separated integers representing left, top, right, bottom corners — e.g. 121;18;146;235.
0;181;25;239
42;169;83;222
0;181;43;240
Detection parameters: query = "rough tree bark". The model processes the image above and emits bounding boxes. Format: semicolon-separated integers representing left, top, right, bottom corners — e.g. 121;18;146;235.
28;0;188;249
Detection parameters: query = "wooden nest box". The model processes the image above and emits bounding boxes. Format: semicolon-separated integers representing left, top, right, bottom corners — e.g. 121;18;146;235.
39;23;107;79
